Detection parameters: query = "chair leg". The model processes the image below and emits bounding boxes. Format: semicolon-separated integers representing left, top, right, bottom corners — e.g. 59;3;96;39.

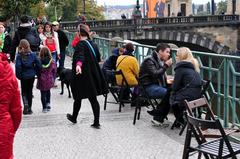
137;107;141;120
133;106;138;125
182;126;192;159
171;119;177;130
118;89;124;112
179;122;187;136
104;93;108;110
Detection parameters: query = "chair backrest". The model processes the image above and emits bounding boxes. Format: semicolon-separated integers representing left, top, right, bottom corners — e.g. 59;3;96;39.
186;114;236;156
106;69;133;90
184;96;215;121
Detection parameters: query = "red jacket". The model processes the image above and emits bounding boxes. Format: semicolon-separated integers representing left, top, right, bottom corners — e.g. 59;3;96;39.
0;53;22;159
71;34;80;48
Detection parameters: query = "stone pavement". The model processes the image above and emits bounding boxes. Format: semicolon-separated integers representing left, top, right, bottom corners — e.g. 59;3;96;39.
14;56;187;159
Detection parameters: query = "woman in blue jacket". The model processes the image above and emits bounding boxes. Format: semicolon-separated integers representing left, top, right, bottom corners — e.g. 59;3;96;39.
15;39;41;115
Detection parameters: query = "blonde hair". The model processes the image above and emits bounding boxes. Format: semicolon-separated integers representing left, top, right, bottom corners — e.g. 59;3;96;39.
176;47;200;72
39;46;52;60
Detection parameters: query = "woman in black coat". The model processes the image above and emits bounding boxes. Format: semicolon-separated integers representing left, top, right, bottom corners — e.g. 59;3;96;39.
67;24;108;128
170;47;202;126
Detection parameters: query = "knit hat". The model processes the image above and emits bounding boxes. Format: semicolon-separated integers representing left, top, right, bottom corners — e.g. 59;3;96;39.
77;24;90;38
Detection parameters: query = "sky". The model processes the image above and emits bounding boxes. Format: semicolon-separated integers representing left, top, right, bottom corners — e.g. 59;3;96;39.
96;0;222;6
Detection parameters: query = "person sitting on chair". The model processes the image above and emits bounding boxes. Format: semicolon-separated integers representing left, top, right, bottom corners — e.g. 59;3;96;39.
102;45;126;83
116;43;139;103
170;47;202;128
139;43;172;125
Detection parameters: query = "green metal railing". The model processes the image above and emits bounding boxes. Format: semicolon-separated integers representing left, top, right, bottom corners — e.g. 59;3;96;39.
65;32;240;127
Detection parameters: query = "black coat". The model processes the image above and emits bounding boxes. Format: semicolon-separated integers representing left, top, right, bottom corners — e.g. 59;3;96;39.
71;40;108;100
57;29;69;52
170;61;202;105
2;34;12;54
139;51;168;87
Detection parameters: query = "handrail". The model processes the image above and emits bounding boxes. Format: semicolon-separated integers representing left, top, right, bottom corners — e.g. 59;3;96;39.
65;32;240;128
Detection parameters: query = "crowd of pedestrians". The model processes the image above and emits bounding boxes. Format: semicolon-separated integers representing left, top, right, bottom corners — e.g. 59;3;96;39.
0;14;204;159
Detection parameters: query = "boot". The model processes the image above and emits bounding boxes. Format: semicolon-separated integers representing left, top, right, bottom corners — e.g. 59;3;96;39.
22;95;29;115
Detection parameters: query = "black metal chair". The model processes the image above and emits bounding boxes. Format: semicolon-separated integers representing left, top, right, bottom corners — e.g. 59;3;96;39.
183;97;239;139
182;114;240;159
133;77;161;125
103;69;133;112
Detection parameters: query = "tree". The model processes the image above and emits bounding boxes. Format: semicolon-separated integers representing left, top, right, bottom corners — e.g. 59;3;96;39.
216;0;227;15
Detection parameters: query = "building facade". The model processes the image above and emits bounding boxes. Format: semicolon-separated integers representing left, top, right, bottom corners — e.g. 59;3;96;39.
227;0;240;15
143;0;192;18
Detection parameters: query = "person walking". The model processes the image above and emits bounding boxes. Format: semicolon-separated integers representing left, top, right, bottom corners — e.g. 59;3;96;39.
52;21;69;72
66;24;108;128
15;39;41;115
0;53;22;159
11;15;40;62
37;46;57;113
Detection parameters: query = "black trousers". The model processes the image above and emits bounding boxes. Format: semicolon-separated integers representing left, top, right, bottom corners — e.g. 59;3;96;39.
20;77;35;109
152;88;171;122
72;96;100;124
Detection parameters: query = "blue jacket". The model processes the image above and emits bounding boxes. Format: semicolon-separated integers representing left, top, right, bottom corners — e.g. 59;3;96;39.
15;52;41;80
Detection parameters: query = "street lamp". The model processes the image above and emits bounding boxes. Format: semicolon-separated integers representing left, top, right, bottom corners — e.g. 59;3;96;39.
83;0;86;15
232;0;236;15
211;0;215;15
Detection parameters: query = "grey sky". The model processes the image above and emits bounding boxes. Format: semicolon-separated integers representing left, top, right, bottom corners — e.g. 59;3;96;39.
96;0;222;6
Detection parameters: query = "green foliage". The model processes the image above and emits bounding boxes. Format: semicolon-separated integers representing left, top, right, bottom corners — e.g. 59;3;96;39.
216;0;227;15
0;0;104;22
77;0;104;20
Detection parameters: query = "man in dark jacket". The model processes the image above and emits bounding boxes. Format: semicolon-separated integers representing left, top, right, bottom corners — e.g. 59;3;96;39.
139;43;172;126
52;21;69;71
11;15;40;62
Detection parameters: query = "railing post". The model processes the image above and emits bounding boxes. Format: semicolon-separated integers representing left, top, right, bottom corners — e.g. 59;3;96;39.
223;59;230;127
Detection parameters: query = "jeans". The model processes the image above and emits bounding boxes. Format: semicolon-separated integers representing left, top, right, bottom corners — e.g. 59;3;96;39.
40;90;51;109
145;84;167;99
59;51;65;70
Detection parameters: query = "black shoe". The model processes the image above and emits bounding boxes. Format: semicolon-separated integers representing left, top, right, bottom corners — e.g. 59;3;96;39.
91;123;101;129
66;114;77;124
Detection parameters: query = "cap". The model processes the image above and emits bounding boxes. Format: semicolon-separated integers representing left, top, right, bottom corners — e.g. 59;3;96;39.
52;21;59;26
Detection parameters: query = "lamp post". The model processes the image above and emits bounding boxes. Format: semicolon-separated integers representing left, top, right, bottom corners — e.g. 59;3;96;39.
211;0;215;15
83;0;86;15
232;0;236;15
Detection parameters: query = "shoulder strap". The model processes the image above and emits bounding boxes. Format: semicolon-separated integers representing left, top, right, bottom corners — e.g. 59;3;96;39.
83;40;96;57
116;56;128;69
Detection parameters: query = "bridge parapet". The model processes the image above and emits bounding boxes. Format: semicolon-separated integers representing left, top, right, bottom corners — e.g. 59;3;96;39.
61;15;240;32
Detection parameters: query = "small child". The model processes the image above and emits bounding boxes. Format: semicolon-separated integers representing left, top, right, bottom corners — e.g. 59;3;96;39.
37;46;57;113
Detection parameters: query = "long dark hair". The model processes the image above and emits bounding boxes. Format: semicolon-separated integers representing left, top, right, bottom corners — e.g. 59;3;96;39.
39;46;52;60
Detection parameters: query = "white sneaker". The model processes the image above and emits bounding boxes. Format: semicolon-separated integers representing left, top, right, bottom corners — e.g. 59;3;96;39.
151;119;169;127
